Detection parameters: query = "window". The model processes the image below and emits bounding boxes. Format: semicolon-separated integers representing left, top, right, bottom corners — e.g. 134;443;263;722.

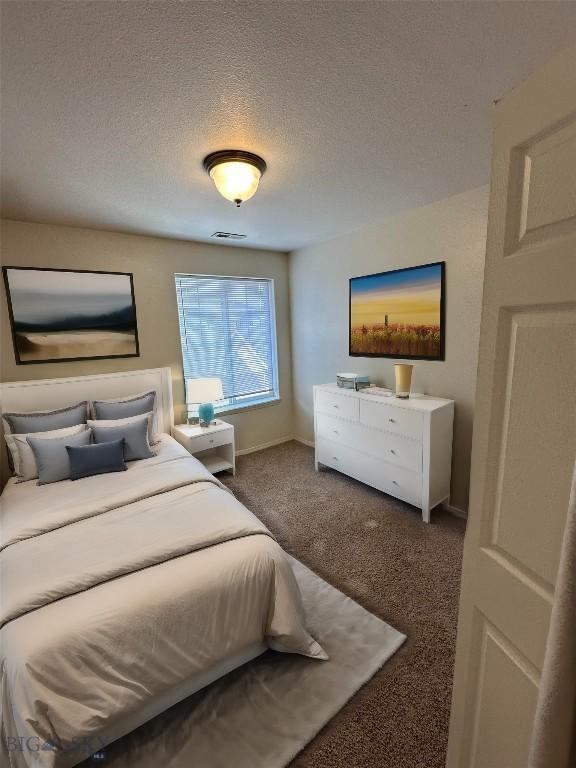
175;274;279;414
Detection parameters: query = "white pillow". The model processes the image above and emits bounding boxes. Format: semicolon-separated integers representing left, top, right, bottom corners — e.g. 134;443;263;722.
87;412;159;445
6;423;89;482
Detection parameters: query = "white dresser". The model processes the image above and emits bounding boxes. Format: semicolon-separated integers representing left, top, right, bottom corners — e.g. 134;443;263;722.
314;384;454;522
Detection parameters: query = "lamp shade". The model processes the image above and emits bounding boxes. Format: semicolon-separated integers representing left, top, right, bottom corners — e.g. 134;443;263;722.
210;161;261;205
186;377;224;405
203;150;267;207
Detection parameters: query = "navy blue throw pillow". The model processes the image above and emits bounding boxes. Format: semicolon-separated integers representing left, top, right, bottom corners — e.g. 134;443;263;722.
66;438;127;481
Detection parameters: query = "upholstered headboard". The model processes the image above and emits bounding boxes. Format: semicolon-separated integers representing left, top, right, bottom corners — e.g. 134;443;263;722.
0;367;174;485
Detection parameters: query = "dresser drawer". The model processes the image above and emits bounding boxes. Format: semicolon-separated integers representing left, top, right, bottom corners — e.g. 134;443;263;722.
315;389;359;421
359;398;423;440
316;412;363;447
373;460;422;507
316;436;368;479
316;412;422;472
372;429;422;473
317;436;422;507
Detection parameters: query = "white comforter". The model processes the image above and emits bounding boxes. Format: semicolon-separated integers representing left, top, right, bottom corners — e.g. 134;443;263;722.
0;437;326;768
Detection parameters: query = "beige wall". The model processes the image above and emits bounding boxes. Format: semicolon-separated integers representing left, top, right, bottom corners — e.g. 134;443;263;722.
289;186;489;512
0;220;293;452
1;188;488;510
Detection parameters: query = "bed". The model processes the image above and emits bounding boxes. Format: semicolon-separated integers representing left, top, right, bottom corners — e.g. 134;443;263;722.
0;368;326;768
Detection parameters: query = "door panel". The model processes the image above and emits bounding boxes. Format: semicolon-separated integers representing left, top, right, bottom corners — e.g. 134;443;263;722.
489;309;576;586
471;614;538;768
447;45;576;767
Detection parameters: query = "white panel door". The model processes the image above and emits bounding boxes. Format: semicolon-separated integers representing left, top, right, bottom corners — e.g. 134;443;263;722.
447;45;576;768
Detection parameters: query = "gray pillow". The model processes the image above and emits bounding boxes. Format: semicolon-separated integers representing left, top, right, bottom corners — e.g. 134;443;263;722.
91;416;153;461
3;401;89;435
27;429;93;485
67;439;127;481
92;391;156;421
87;413;155;446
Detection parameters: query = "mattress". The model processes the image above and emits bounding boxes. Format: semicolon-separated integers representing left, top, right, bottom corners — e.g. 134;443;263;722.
0;436;326;768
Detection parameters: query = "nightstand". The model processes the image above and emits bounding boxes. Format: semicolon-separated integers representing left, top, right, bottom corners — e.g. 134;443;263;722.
172;420;235;476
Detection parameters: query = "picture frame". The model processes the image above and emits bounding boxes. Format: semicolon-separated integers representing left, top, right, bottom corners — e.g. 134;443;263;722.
349;261;445;360
2;266;140;365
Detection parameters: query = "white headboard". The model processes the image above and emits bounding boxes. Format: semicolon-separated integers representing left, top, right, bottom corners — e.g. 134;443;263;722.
0;367;174;442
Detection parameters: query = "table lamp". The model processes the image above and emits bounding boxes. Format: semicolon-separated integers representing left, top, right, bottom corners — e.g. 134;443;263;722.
185;378;224;426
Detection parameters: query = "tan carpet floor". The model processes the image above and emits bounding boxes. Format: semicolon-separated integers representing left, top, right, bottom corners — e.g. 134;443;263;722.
222;440;466;768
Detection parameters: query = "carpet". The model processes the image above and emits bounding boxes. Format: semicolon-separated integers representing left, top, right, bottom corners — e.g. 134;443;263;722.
224;440;466;768
85;557;405;768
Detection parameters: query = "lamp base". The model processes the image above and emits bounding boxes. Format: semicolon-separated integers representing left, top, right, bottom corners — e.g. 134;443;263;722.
198;402;215;427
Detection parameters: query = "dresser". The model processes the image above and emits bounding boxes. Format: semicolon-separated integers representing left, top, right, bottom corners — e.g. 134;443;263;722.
313;384;454;522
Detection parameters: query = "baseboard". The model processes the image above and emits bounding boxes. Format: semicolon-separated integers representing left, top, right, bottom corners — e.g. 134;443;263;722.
235;435;294;456
442;502;468;520
293;435;315;448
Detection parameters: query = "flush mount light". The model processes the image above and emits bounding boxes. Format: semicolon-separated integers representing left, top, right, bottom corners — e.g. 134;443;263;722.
203;150;267;207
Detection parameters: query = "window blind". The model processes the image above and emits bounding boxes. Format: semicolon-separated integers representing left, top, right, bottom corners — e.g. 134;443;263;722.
175;274;279;410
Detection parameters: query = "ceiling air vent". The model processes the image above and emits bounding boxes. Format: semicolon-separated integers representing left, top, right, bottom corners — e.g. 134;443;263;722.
211;231;247;240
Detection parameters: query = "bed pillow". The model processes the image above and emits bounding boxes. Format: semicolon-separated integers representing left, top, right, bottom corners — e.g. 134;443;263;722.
92;390;155;419
91;415;154;461
67;439;127;481
27;429;93;485
92;391;159;443
2;401;89;436
6;424;89;482
88;412;155;446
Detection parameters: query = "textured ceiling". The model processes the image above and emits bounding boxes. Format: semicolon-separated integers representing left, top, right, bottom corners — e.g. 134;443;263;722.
2;1;576;251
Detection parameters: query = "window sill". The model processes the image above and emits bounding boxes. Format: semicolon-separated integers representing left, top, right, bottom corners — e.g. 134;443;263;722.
215;396;282;417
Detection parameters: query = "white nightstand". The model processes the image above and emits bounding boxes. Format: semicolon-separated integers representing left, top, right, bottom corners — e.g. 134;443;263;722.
172;420;235;476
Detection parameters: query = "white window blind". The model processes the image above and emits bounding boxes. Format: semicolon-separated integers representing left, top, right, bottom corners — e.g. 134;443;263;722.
175;274;279;411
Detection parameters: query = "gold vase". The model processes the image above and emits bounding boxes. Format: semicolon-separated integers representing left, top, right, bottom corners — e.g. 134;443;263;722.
394;364;414;399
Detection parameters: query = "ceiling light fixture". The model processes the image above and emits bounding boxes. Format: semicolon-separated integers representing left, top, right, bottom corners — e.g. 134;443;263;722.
203;150;267;207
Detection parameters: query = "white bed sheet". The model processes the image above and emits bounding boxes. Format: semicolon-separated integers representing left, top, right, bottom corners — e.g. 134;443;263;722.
0;435;325;768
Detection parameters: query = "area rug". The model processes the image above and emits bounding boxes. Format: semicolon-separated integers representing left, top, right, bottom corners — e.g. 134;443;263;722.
89;556;406;768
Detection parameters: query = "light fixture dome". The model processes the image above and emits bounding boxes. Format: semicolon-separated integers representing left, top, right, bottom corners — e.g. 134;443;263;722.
203;150;267;207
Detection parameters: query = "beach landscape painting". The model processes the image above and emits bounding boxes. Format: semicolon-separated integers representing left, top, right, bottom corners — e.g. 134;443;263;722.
349;262;445;359
3;267;139;364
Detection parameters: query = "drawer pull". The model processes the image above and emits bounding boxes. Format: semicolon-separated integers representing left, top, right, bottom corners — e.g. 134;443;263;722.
332;456;339;462
333;405;339;409
209;439;214;444
388;418;395;423
390;449;396;455
333;429;339;435
392;480;398;485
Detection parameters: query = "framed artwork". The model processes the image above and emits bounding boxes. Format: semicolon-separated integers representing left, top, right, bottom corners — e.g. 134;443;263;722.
2;266;140;364
349;261;445;360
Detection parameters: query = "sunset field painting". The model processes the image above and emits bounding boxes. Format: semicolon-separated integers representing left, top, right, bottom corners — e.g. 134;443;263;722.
349;262;445;359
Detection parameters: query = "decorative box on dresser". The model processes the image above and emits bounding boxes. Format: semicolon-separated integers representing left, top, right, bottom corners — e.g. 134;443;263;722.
313;384;454;523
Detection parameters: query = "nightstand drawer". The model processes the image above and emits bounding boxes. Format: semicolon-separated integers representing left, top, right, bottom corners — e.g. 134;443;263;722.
188;429;232;453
